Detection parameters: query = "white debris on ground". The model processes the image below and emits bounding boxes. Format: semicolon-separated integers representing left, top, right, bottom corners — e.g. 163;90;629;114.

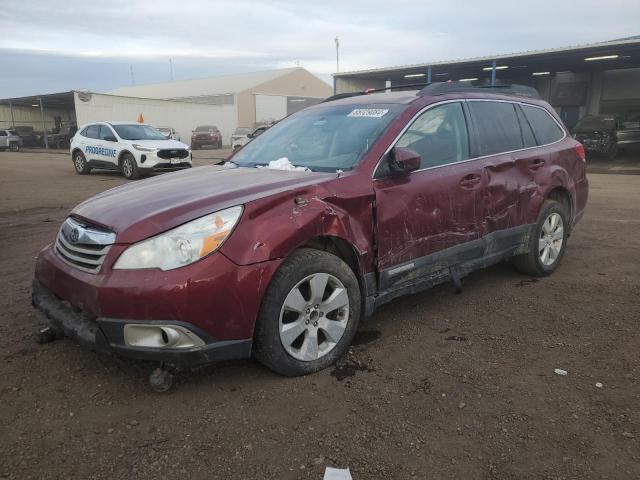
554;368;568;376
323;467;352;480
595;382;604;388
257;157;310;172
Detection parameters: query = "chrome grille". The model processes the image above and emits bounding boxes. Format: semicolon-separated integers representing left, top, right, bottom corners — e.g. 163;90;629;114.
55;218;116;274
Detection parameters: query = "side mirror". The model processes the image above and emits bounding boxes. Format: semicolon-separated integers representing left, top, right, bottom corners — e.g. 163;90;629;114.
104;135;117;142
390;147;421;175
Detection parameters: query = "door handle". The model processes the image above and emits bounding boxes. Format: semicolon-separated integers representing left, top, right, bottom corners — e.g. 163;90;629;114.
459;174;481;188
529;159;546;170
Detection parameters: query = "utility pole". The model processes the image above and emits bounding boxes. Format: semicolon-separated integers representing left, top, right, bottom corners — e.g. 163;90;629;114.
169;58;174;81
334;36;340;73
130;65;136;86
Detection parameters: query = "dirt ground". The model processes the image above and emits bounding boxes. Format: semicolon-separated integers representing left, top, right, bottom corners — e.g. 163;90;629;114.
0;151;638;480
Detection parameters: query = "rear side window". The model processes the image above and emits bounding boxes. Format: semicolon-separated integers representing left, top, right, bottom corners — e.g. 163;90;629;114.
515;105;537;148
0;131;6;136
85;125;100;139
469;101;523;156
521;105;564;145
395;102;469;169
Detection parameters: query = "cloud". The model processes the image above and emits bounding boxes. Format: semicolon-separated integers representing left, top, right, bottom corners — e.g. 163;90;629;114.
1;0;639;96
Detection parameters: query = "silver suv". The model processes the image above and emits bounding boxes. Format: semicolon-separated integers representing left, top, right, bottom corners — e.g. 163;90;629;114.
0;129;22;152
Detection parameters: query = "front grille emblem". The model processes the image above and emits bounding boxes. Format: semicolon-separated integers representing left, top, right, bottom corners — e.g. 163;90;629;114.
69;228;80;244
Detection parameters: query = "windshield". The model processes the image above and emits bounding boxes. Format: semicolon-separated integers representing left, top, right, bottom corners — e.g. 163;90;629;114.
575;116;616;131
231;103;401;172
196;126;217;132
233;128;252;135
157;128;171;133
113;124;167;140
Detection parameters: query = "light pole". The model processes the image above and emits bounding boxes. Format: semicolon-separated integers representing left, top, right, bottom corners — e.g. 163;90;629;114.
335;36;340;73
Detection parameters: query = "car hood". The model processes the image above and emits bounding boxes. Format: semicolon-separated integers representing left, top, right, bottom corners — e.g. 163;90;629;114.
127;139;188;149
71;166;335;244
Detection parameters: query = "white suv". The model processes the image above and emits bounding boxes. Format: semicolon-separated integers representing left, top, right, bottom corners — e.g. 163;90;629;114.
70;122;192;179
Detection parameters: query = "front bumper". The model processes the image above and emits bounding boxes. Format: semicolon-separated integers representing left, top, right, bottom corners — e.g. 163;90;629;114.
34;243;282;362
32;279;252;367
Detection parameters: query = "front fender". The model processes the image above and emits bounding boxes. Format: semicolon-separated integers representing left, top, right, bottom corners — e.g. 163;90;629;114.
220;179;376;273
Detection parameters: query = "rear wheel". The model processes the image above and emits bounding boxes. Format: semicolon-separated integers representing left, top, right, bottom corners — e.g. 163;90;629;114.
121;153;140;180
73;151;91;175
253;248;361;376
513;200;569;276
606;141;618;160
9;142;20;152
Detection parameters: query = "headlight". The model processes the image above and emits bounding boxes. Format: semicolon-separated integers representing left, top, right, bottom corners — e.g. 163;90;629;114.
132;144;158;152
113;206;243;270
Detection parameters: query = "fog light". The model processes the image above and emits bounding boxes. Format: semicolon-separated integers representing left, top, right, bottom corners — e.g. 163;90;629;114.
140;154;147;163
123;324;205;349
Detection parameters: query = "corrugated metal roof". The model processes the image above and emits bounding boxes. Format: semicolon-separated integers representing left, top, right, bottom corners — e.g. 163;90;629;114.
334;37;640;77
109;67;302;98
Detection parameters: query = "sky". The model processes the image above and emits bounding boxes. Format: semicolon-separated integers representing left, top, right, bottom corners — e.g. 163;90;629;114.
1;0;639;97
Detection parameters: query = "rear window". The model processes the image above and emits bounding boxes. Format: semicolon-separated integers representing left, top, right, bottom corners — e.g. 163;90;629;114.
469;101;523;156
196;126;218;132
522;105;564;145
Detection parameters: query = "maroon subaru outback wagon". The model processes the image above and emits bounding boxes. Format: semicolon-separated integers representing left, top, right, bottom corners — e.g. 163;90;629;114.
33;82;588;389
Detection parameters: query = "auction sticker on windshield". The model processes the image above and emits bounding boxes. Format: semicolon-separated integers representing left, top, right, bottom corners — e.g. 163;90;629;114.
347;108;389;118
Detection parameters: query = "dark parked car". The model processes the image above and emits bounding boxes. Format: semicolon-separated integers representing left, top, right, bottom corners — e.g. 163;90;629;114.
32;82;588;391
13;126;41;147
617;120;640;151
572;114;623;159
191;125;222;149
49;124;77;149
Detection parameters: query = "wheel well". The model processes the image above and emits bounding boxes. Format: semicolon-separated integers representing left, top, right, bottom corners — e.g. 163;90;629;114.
299;236;361;279
548;187;572;223
71;147;82;157
118;150;133;166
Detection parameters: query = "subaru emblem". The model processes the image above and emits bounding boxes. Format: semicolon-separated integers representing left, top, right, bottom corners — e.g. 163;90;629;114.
69;228;80;244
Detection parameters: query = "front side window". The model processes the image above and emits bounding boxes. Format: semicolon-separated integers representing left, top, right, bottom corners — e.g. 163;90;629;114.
232;103;402;172
522;105;564;145
469;101;523;156
113;124;166;141
395;102;469;169
99;125;115;140
0;131;6;137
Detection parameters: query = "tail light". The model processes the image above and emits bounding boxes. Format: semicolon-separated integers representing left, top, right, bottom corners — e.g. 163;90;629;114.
575;143;586;162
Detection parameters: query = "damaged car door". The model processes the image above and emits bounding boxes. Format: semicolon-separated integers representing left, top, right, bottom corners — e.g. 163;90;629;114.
373;101;485;291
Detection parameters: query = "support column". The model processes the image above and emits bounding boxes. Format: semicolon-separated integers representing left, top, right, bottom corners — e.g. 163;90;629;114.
385;80;391;92
9;102;15;128
39;98;48;149
427;66;432;84
491;59;497;86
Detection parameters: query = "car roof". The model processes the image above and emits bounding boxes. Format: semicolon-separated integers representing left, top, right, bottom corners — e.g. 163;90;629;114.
321;90;421;106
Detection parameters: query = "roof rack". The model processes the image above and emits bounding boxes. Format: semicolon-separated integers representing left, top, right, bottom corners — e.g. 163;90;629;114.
417;81;541;99
321;83;429;103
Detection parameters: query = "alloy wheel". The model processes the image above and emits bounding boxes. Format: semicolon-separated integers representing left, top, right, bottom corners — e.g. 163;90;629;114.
122;158;133;177
279;272;349;362
539;212;564;266
74;154;85;172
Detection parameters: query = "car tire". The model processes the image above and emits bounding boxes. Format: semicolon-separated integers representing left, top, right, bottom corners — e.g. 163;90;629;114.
606;141;618;160
9;142;20;152
513;200;569;277
191;144;199;150
73;151;91;175
121;153;140;180
217;140;222;149
253;248;361;377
